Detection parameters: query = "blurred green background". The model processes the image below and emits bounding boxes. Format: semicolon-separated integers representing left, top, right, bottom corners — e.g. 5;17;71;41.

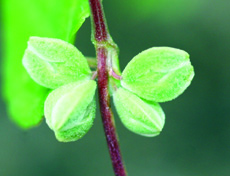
0;0;230;175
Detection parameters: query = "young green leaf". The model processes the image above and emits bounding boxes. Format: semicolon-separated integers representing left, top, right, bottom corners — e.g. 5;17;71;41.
23;37;91;89
2;0;90;128
113;88;165;137
121;47;194;102
44;80;97;142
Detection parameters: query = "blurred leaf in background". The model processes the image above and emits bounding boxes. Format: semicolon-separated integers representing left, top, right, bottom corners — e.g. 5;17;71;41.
1;0;89;128
117;0;204;23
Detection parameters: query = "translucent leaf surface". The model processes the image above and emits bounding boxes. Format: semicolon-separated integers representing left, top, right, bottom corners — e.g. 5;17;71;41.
113;88;165;137
121;47;194;102
2;0;90;128
44;80;97;142
23;37;91;89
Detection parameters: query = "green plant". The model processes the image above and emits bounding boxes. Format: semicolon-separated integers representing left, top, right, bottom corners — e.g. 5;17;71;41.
2;0;194;175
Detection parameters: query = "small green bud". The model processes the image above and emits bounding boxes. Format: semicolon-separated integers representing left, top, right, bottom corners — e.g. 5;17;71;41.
23;37;91;89
113;88;165;137
44;80;97;142
121;47;194;102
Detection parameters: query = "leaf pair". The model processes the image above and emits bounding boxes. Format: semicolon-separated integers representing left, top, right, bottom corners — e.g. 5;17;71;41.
113;47;194;136
23;37;96;142
23;37;194;141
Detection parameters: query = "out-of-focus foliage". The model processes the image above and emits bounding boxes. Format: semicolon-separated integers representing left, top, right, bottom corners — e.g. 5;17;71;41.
117;0;204;22
2;0;89;128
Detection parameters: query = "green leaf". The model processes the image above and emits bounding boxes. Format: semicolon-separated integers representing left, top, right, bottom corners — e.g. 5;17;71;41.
23;37;91;89
113;88;165;137
44;80;97;142
2;0;90;128
121;47;194;102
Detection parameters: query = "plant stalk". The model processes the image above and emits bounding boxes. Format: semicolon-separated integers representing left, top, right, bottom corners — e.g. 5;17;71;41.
88;0;127;175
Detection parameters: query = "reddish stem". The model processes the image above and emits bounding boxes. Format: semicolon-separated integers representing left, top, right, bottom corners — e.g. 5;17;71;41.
97;48;126;176
89;0;127;176
89;0;108;42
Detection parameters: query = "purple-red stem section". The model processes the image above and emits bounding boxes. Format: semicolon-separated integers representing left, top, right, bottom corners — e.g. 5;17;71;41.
97;48;126;176
89;0;107;42
89;0;127;176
